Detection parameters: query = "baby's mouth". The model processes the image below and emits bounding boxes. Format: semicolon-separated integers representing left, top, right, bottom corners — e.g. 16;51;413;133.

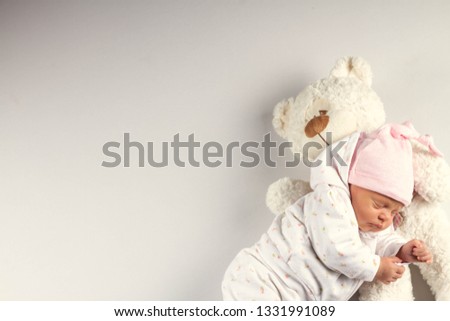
370;223;383;230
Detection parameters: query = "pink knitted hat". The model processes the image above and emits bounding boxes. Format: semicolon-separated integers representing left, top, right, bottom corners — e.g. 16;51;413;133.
348;121;443;206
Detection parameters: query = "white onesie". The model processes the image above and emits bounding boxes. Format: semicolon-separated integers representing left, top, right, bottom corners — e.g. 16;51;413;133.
222;132;406;300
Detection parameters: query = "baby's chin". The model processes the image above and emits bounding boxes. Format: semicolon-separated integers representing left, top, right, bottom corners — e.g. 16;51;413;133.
357;223;367;231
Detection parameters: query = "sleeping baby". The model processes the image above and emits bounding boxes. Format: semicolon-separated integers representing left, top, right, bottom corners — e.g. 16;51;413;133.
222;122;437;300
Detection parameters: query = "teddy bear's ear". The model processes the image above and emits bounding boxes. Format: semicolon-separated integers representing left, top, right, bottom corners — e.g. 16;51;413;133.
329;56;373;87
412;140;450;203
272;97;294;139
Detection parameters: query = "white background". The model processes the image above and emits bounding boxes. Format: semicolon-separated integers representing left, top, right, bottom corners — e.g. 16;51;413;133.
1;0;449;300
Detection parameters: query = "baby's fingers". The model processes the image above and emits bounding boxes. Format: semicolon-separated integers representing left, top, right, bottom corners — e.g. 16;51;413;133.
412;247;428;257
396;268;405;276
418;253;433;264
410;240;424;248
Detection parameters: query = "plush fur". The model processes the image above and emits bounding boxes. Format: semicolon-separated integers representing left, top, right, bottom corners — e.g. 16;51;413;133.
267;56;450;300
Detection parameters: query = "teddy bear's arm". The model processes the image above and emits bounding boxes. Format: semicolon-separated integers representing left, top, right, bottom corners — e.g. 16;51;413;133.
265;177;312;215
400;201;450;300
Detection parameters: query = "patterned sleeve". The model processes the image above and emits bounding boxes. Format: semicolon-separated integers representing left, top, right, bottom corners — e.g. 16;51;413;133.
375;226;406;257
303;184;380;282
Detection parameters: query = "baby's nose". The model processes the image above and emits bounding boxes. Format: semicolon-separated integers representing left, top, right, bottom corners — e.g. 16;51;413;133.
378;212;389;222
379;212;394;223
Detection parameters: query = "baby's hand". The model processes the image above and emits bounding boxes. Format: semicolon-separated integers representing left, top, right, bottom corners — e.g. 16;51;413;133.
375;257;405;285
398;240;433;264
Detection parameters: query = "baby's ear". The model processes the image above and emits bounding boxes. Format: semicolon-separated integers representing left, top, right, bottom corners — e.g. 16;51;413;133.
272;97;294;139
329;56;373;87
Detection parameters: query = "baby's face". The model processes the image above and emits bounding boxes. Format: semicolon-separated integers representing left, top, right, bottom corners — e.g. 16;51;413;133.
349;184;404;232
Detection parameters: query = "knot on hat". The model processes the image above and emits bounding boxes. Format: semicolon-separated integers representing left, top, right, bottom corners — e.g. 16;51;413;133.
390;121;443;157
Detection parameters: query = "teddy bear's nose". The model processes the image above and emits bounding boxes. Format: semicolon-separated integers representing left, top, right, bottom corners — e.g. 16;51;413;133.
305;110;329;138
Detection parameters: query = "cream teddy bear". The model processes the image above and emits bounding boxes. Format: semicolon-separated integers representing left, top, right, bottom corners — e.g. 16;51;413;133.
266;56;450;300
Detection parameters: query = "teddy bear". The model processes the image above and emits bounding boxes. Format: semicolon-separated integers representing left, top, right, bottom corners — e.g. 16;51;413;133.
266;56;450;300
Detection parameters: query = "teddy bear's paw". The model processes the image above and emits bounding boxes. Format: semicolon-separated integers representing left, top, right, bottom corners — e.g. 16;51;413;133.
435;292;450;301
266;177;312;215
